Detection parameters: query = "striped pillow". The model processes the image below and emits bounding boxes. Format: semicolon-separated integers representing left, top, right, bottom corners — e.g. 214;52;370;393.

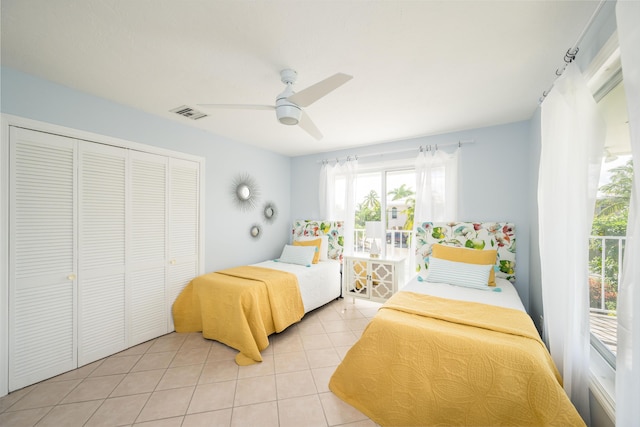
276;244;316;267
426;256;493;290
431;244;497;286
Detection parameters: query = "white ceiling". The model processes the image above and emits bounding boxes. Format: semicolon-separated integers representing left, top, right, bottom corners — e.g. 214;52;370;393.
1;0;601;157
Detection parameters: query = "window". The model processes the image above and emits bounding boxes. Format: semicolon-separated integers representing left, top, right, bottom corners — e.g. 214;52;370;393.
325;150;457;279
587;41;633;370
345;165;416;279
353;171;382;253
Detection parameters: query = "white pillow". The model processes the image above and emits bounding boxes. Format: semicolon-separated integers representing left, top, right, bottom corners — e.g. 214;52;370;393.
295;235;329;261
426;256;493;290
276;244;316;267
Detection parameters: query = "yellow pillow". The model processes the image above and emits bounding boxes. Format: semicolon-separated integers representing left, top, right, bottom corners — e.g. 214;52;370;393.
431;244;497;286
293;239;321;264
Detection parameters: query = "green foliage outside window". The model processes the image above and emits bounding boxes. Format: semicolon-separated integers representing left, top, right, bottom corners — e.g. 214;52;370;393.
354;185;416;231
354;190;382;228
589;159;633;312
388;184;415;232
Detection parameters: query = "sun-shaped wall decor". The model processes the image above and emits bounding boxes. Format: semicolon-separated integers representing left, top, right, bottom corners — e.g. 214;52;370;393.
231;173;260;211
263;202;277;223
250;224;262;239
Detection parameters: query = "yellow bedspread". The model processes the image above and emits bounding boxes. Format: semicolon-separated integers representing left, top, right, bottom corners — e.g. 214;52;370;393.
329;291;585;426
172;266;304;365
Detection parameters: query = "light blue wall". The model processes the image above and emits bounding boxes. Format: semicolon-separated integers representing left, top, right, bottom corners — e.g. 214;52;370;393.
291;121;532;310
1;67;292;272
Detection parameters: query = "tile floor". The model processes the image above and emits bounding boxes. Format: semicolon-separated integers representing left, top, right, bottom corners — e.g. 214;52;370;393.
0;297;383;427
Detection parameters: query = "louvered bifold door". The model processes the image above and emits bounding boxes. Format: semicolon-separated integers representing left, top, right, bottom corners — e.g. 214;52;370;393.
9;127;77;391
129;151;168;346
166;158;200;332
77;142;127;366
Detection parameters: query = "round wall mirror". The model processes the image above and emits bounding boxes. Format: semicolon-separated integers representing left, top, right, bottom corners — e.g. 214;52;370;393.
237;184;251;201
250;225;261;239
231;174;259;211
263;202;277;223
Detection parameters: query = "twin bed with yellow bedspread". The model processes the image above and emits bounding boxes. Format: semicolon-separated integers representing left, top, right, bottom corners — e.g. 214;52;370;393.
329;221;584;426
329;285;584;426
172;220;343;365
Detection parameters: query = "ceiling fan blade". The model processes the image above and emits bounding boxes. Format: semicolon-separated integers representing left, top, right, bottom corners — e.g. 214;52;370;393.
287;73;353;107
197;104;275;110
298;111;323;140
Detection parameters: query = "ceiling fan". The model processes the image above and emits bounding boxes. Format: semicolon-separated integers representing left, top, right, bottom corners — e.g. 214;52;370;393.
198;69;353;140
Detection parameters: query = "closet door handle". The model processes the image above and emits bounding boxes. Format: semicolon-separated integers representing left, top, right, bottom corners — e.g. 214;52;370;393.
170;259;177;265
67;273;77;280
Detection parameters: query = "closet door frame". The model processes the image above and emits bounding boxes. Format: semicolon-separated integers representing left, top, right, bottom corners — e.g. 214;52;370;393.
0;114;205;397
0;118;8;398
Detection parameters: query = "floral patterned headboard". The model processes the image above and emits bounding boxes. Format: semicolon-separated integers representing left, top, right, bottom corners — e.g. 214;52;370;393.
292;220;344;261
415;221;516;282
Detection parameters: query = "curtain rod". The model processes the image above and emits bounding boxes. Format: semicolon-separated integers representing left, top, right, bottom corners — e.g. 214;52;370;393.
539;0;608;103
318;139;474;165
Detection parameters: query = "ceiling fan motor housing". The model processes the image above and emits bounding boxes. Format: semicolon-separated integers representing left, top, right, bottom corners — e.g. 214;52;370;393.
276;85;301;125
276;103;301;125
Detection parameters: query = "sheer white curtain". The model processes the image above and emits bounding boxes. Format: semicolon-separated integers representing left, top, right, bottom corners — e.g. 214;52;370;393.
615;2;640;425
538;62;605;423
413;148;459;272
319;161;337;220
414;148;459;223
318;157;358;255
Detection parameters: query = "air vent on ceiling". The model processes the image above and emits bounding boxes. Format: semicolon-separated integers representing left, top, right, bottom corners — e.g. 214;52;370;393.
170;105;208;120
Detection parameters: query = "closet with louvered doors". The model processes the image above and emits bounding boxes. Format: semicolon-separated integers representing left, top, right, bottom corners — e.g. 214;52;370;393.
7;126;201;392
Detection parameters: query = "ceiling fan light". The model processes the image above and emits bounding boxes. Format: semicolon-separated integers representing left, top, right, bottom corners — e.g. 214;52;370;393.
276;104;301;125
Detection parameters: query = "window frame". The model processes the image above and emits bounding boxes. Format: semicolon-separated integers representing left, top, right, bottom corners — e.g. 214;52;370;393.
584;30;630;421
587;32;627;367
